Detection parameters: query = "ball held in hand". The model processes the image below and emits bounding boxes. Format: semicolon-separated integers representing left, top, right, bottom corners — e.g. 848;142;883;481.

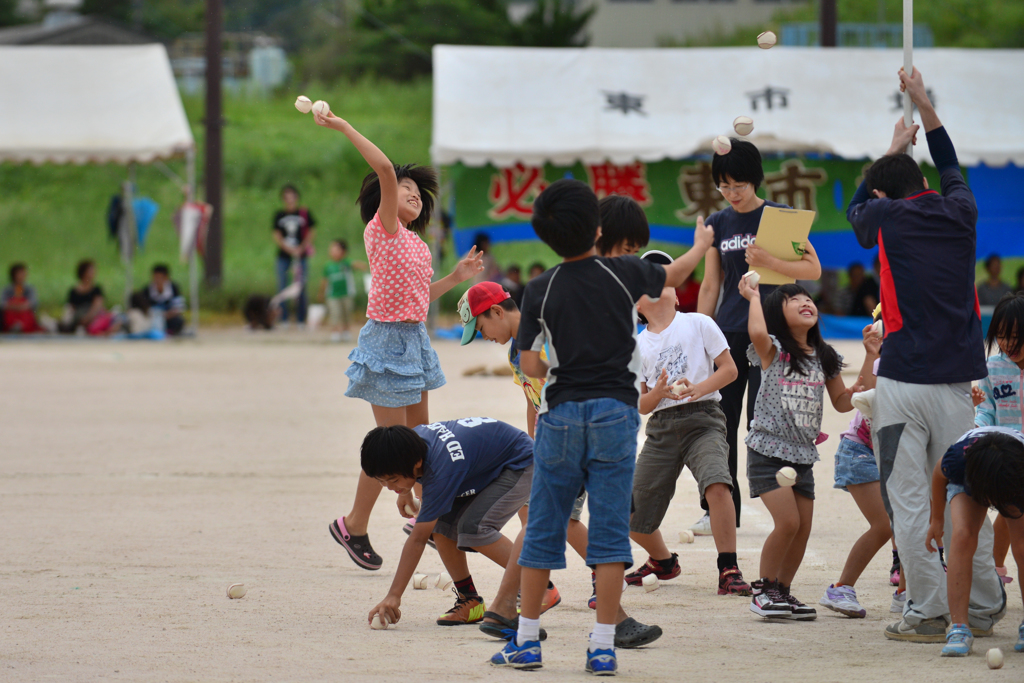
371;613;390;630
742;270;760;288
311;100;330;117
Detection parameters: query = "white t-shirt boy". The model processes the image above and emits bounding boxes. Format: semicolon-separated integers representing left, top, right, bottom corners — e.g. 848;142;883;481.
637;312;730;413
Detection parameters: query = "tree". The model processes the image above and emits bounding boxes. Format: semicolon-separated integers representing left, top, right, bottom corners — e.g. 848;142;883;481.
514;0;594;47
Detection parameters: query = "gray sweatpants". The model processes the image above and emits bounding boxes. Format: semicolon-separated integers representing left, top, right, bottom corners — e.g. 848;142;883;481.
874;377;1006;629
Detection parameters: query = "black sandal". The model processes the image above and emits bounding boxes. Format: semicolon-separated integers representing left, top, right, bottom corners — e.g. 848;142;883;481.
478;611;547;641
615;617;663;648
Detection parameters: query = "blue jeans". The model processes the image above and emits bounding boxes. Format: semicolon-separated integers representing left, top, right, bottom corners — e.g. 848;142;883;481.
518;398;640;570
275;254;307;323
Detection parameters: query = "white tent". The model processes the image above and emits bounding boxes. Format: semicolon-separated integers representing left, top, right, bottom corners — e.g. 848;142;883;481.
432;46;1024;168
0;45;193;164
0;45;199;330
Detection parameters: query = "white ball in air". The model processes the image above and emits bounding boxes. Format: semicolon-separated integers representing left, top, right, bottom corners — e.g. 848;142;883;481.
712;135;732;156
757;31;777;49
733;116;754;136
294;96;312;113
776;466;797;487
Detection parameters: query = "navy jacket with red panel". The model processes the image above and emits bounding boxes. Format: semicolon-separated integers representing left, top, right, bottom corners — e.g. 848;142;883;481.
846;126;987;385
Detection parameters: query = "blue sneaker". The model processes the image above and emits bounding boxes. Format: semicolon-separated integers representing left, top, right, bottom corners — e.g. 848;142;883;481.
585;648;617;676
941;624;973;657
490;639;542;670
1015;621;1024;653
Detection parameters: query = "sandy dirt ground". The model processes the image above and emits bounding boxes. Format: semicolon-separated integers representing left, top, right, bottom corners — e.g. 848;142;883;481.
1;329;1021;683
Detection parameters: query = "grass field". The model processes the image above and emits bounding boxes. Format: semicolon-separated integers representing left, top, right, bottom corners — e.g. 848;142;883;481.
0;78;1017;316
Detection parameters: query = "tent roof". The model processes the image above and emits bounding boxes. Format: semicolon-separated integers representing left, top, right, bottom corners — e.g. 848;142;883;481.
432;46;1024;168
0;45;194;164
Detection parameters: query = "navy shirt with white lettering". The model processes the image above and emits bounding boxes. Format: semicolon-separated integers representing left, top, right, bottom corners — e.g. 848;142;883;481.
708;200;788;333
415;419;533;523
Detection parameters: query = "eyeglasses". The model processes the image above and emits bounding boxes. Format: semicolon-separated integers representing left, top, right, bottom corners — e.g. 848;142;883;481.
716;183;750;195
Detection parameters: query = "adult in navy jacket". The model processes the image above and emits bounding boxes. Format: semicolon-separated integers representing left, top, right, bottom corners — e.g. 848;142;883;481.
847;67;1003;646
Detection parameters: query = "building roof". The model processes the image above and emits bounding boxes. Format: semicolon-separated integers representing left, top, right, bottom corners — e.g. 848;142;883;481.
0;14;153;45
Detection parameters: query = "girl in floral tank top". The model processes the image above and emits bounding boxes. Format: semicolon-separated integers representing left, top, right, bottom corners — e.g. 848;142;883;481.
312;106;483;571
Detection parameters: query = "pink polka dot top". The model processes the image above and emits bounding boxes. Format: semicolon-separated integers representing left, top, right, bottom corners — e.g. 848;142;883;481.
363;211;433;322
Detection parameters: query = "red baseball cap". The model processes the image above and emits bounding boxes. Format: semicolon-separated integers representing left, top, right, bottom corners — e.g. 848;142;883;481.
459;282;511;345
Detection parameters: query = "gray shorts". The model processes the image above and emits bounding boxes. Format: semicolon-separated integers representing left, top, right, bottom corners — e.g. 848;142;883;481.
630;401;732;535
433;465;532;550
747;449;815;500
326;297;353;326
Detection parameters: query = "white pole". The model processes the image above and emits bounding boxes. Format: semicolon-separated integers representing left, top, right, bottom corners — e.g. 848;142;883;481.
903;0;914;156
186;148;200;335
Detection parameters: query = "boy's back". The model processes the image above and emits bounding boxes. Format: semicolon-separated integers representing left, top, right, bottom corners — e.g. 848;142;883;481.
517;255;665;413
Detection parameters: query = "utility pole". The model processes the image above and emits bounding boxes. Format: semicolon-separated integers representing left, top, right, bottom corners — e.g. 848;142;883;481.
204;0;223;286
820;0;837;47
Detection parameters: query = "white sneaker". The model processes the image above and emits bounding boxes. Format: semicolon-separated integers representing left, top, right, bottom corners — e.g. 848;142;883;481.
890;590;906;614
688;513;712;536
819;584;866;618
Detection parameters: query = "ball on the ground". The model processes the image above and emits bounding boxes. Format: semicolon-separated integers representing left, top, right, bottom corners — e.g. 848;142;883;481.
294;96;312;113
226;583;246;599
733;116;754;136
987;648;1004;669
370;613;389;630
435;572;453;591
776;466;797;487
757;31;777;49
311;100;330;117
412;573;429;590
712;135;732;156
642;573;659;593
871;320;883;338
742;270;760;288
679;529;695;544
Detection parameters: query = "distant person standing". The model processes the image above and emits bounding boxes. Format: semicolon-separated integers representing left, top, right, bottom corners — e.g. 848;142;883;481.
273;184;316;325
321;239;366;342
977;254;1013;306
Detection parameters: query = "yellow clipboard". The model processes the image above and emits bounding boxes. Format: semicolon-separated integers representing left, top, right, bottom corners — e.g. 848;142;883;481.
749;206;816;286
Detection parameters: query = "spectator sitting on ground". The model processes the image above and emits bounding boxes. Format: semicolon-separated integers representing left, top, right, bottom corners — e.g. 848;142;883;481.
977;254;1013;306
1;263;43;333
140;264;186;335
61;259;121;335
243;295;277;330
527;262;545;281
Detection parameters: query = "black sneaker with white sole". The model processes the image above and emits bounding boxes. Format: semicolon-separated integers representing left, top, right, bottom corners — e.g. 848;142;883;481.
779;584;817;620
750;579;792;618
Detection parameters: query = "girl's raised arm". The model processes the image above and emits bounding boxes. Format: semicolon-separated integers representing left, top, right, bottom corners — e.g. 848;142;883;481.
314;109;399;235
739;277;775;369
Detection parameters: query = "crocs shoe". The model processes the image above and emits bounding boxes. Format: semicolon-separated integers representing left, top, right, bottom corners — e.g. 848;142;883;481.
614;617;662;649
329;518;382;570
491;639;542;670
820;584;866;618
941;623;973;657
478;612;548;642
585;647;617;676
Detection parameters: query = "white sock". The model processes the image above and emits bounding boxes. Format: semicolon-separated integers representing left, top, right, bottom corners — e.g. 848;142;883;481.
516;616;540;646
589;622;616;652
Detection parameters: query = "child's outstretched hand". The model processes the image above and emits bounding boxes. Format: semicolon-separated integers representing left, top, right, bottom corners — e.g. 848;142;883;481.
971;385;986;407
924;517;944;553
694;216;715;252
312;107;346;132
861;324;882;357
453;246;485;283
737;272;759;301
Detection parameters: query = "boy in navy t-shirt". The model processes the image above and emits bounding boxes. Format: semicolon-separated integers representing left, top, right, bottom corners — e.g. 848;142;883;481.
490;179;713;675
361;418;534;629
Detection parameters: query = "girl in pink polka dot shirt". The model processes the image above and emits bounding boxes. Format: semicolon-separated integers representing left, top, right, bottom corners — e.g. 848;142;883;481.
313;106;483;570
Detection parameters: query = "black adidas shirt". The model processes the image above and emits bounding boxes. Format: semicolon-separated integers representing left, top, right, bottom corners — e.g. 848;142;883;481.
516;255;665;413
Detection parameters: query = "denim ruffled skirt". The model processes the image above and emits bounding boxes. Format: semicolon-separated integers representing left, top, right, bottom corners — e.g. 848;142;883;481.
344;319;446;408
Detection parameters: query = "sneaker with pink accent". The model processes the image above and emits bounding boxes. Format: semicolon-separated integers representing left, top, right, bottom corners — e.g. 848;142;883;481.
329;517;382;570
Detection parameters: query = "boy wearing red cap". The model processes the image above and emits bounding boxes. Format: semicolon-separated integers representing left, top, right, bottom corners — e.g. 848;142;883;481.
459;281;662;650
